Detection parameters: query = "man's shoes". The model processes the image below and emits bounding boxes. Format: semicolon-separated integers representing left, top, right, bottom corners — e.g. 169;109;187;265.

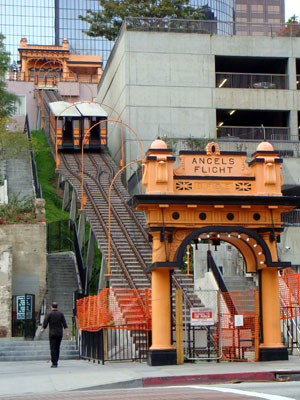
51;364;57;368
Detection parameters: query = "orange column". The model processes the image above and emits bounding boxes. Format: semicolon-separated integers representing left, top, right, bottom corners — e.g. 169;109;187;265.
259;233;287;360
148;231;176;365
151;268;173;350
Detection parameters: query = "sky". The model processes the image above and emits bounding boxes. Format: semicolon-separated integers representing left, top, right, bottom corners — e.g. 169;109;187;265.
285;0;300;20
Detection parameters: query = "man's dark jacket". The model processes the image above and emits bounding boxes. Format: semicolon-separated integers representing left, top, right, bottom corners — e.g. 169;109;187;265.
42;310;68;336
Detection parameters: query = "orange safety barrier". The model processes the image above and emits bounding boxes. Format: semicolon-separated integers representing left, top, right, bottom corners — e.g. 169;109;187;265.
279;270;300;319
216;290;259;362
77;288;152;332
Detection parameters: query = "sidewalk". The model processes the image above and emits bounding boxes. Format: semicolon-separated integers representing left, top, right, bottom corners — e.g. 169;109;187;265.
0;356;300;397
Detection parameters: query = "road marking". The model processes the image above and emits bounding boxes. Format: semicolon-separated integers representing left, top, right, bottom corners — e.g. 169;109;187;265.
184;385;296;400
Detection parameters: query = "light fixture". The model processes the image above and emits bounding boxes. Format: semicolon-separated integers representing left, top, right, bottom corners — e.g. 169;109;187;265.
238;234;241;239
246;238;250;242
258;251;263;255
217;234;220;238
229;110;236;115
218;78;228;88
253;243;257;248
260;261;264;265
206;234;210;238
227;234;231;238
218;122;224;127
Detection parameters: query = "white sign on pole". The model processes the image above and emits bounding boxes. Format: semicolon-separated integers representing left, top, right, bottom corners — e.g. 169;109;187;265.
234;314;244;327
190;307;214;326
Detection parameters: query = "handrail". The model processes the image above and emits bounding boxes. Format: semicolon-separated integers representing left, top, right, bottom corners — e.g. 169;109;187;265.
123;17;300;38
207;250;238;315
25;114;42;198
69;219;86;294
282;317;300;354
217;126;290;141
216;72;288;90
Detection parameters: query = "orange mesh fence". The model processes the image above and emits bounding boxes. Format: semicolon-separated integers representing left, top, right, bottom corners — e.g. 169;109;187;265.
279;271;300;319
77;288;151;332
216;290;259;362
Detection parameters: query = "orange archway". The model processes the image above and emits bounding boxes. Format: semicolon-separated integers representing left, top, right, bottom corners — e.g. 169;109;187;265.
134;139;300;366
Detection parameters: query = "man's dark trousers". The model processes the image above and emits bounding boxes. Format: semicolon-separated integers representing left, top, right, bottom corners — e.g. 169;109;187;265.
49;335;63;366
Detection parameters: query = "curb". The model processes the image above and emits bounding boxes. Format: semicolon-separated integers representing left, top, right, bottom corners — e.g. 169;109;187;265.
142;370;299;386
73;369;300;392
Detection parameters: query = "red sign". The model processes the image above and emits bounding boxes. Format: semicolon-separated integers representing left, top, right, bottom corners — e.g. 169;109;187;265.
190;307;214;326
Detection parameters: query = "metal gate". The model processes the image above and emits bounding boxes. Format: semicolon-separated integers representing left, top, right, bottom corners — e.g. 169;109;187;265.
175;289;259;362
12;294;36;339
179;290;222;361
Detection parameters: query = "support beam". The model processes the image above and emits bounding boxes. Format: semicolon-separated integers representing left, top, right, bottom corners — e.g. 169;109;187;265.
77;210;86;251
62;181;70;210
98;255;107;291
69;189;77;222
86;228;95;292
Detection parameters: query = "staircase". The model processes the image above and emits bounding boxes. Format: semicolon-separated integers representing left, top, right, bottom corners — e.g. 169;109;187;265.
223;275;257;292
0;338;78;361
42;252;79;335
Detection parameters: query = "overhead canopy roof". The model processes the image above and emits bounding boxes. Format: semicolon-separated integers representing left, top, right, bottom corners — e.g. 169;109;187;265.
49;101;108;118
75;103;108;117
49;101;81;117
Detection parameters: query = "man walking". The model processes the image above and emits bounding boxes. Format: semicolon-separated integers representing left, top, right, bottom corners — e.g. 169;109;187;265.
41;302;69;368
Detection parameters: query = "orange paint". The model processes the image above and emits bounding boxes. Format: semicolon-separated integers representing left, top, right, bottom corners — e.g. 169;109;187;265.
135;139;297;360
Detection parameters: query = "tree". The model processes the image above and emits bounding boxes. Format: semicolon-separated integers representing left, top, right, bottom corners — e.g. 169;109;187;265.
277;15;300;37
0;34;18;118
79;0;206;41
0;34;29;162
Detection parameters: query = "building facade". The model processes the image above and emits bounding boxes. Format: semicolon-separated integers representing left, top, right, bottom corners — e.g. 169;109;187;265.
1;0;240;68
235;0;285;35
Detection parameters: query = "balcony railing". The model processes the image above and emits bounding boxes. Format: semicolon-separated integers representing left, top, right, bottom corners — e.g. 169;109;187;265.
6;71;99;84
217;126;291;141
216;72;287;90
122;17;300;38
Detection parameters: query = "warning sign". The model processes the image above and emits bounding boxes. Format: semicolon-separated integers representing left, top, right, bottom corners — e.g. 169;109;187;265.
190;307;214;326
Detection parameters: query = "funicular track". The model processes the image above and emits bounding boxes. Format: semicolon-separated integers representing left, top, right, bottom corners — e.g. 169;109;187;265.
40;90;205;356
58;152;202;308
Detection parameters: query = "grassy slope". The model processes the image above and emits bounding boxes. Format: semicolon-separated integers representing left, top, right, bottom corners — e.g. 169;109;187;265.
31;130;69;222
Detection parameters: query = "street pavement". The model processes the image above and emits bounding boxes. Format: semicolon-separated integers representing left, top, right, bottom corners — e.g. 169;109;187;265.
0;356;299;398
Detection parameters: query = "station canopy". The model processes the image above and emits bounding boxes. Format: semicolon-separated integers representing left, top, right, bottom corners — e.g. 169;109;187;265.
49;101;107;118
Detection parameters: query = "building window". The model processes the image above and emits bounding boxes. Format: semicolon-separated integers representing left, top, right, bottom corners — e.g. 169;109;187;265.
236;4;247;11
251;5;263;12
14;95;26;115
268;5;280;13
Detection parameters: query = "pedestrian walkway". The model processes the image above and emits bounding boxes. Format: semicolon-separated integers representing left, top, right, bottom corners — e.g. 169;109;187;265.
0;356;300;397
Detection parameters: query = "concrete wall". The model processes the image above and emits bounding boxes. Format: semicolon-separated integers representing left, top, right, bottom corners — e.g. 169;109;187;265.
0;245;12;337
96;30;300;181
0;223;47;327
7;81;36;131
8;81;99;132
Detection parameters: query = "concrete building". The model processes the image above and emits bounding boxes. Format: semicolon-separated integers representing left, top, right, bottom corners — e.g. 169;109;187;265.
96;20;300;177
95;20;300;268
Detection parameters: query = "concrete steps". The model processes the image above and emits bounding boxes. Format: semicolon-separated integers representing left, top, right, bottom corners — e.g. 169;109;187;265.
39;252;79;340
224;276;257;292
0;339;79;361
